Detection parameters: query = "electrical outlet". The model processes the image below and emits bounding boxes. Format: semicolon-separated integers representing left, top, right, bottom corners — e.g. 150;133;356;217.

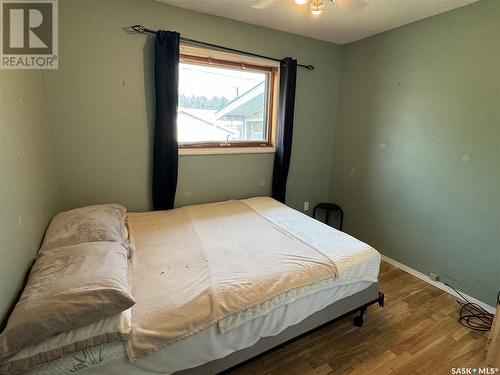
429;272;439;281
303;201;309;211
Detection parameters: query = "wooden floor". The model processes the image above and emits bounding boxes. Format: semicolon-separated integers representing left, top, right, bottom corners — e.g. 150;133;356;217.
229;261;489;375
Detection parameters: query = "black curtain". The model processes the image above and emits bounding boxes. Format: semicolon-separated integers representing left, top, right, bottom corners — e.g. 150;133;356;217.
152;31;180;210
272;57;297;203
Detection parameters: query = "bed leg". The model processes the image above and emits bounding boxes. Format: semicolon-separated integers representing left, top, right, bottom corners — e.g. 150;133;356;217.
378;291;385;307
353;306;367;327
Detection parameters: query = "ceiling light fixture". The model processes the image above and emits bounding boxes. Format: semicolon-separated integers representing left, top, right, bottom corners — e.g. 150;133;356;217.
309;0;325;15
295;0;335;16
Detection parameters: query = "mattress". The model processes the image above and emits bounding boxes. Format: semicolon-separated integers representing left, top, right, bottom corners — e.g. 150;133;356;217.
26;197;380;375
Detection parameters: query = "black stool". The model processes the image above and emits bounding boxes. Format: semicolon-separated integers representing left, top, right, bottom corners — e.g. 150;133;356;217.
313;203;344;231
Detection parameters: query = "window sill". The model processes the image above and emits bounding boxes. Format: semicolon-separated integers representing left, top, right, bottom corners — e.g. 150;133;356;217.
179;147;275;156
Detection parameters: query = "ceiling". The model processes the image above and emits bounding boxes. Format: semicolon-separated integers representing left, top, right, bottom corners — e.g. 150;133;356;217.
156;0;478;45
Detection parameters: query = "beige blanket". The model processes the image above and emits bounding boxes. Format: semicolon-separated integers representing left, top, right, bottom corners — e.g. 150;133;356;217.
125;200;338;360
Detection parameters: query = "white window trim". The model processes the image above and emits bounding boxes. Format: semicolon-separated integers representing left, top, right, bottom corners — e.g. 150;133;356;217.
179;146;275;156
178;44;280;155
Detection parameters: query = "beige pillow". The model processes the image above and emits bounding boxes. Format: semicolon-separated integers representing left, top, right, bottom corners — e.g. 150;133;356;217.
0;309;131;374
0;242;135;363
41;204;127;250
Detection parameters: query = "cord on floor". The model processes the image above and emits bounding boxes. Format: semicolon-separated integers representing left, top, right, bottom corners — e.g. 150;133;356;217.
444;283;496;332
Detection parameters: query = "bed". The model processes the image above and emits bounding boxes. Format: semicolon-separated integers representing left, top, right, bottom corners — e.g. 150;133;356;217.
16;197;382;375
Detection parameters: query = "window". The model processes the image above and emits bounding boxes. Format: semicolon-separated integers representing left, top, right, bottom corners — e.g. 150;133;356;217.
178;52;277;150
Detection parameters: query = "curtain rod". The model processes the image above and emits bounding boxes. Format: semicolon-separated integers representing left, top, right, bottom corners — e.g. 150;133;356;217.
128;25;315;71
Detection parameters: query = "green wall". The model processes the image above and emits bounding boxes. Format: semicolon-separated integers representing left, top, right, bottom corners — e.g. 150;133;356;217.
330;0;500;306
0;71;61;320
8;0;493;311
42;0;342;212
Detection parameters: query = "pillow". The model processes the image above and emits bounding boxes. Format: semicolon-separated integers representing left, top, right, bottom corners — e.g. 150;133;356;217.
0;242;135;363
0;309;131;375
41;204;127;250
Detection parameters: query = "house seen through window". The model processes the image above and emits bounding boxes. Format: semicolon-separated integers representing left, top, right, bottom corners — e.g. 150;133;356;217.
178;55;275;148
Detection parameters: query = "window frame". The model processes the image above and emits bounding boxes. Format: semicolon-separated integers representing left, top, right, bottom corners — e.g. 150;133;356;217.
177;47;278;152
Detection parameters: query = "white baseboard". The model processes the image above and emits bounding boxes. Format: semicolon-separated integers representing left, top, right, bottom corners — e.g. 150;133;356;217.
381;254;496;314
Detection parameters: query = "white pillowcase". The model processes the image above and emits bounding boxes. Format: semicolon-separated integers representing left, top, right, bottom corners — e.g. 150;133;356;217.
0;310;131;375
41;204;127;250
0;242;135;364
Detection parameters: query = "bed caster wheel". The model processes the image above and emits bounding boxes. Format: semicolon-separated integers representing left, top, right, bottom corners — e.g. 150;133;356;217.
353;315;364;327
353;306;366;327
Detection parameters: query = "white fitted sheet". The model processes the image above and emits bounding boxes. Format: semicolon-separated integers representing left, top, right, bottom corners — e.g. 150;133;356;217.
27;198;380;375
